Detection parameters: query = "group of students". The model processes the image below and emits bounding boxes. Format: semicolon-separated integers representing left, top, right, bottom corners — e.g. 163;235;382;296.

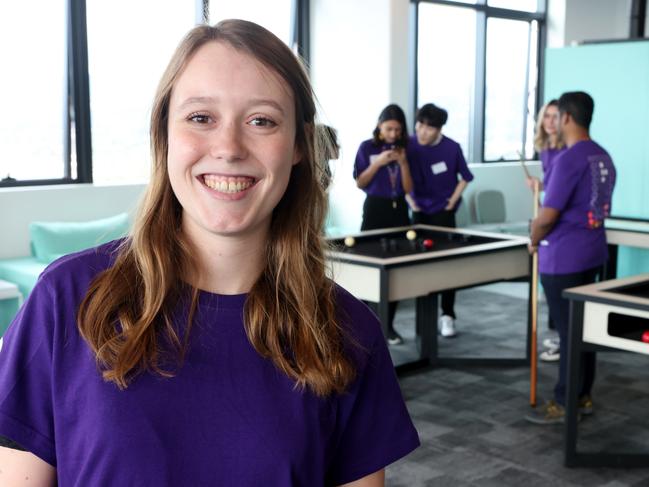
353;103;474;345
0;18;620;484
354;92;617;427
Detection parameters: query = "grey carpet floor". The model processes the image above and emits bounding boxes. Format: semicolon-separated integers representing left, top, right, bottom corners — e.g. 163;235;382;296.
385;284;649;486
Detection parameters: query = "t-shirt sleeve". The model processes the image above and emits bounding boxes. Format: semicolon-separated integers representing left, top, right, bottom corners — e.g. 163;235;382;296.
327;311;420;484
543;155;581;212
0;277;57;466
456;145;474;182
353;142;370;180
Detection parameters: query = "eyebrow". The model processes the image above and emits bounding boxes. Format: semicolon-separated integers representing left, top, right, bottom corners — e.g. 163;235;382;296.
178;96;286;115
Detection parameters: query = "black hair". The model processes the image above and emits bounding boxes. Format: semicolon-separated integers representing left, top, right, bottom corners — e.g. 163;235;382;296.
558;91;594;129
416;103;448;128
372;104;408;148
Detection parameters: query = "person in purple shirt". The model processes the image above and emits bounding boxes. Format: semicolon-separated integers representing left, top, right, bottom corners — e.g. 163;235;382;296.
527;99;566;192
527;99;566;362
526;91;616;425
353;104;414;345
0;20;419;485
406;103;474;338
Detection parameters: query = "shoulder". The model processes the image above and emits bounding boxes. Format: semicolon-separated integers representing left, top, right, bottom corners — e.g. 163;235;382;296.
358;139;377;153
588;140;612;159
441;136;461;150
333;284;384;350
38;239;124;296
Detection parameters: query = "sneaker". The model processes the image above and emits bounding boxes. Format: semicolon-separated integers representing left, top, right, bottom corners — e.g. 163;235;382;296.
542;337;560;351
439;315;457;338
540;349;560;362
578;395;593;416
387;329;404;346
525;399;578;425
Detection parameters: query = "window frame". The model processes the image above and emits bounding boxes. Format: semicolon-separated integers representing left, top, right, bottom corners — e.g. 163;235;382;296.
1;0;303;188
410;0;547;163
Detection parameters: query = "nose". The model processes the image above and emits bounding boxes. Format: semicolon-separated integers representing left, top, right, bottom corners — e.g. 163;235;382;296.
209;121;247;162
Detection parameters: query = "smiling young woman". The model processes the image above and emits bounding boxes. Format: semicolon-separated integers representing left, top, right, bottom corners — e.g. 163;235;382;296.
0;20;419;486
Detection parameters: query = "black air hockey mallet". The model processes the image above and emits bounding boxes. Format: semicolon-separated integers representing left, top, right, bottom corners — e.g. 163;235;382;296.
530;179;540;407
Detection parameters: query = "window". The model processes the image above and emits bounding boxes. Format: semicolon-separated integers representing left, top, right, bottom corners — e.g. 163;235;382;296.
417;3;476;157
86;0;196;184
0;1;68;183
209;0;293;46
484;18;538;161
413;0;546;162
487;0;539;13
1;1;301;187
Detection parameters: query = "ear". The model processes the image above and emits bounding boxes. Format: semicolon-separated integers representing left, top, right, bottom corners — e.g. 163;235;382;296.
292;146;302;166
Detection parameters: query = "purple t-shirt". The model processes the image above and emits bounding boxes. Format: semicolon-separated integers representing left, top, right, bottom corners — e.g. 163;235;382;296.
540;147;564;179
539;140;616;274
353;139;405;199
0;243;419;486
406;135;474;214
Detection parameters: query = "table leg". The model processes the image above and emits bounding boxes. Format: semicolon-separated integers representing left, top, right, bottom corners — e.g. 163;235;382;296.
377;268;390;338
605;243;618;280
416;293;438;365
564;300;584;467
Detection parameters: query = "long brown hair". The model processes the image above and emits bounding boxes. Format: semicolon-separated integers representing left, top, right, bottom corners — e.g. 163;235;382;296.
77;20;355;396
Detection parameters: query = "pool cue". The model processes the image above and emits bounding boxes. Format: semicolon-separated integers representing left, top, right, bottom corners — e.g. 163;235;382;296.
518;151;532;180
518;150;542;210
530;179;540;407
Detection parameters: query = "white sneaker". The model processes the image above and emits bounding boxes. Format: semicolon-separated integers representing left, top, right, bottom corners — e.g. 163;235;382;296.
543;337;560;351
540;349;560;362
439;315;457;338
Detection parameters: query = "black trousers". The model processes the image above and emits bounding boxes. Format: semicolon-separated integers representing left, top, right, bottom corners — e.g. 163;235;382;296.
412;209;457;318
361;195;409;331
540;266;601;405
361;195;409;231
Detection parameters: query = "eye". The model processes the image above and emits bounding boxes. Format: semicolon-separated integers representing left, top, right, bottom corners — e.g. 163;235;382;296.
188;113;212;124
248;116;277;128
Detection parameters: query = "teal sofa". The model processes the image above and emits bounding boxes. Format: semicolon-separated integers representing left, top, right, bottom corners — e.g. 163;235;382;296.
0;213;130;332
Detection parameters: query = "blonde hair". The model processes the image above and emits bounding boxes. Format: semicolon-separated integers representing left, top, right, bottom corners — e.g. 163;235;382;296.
78;20;355;396
534;100;565;152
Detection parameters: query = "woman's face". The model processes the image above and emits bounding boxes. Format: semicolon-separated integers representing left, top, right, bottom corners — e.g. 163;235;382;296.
166;41;300;244
378;120;402;145
542;105;559;136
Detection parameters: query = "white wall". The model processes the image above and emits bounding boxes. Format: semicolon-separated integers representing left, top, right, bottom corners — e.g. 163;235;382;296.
311;0;411;235
0;184;145;259
549;0;633;46
463;161;542;224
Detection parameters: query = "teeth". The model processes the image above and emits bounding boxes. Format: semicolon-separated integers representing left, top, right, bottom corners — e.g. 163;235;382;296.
203;175;254;194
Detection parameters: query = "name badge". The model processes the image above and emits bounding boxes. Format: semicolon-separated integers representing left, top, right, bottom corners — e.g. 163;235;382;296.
369;154;380;165
431;161;448;175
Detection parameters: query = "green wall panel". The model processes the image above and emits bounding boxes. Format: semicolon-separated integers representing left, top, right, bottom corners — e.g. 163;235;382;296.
545;41;649;276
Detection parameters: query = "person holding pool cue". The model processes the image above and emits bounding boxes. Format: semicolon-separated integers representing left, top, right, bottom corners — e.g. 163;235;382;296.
354;104;413;345
525;91;616;425
406;103;474;338
526;99;566;192
527;100;567;362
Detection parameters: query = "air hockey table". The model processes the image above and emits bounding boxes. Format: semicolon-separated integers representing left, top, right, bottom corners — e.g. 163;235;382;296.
327;224;531;371
563;273;649;467
605;216;649;279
